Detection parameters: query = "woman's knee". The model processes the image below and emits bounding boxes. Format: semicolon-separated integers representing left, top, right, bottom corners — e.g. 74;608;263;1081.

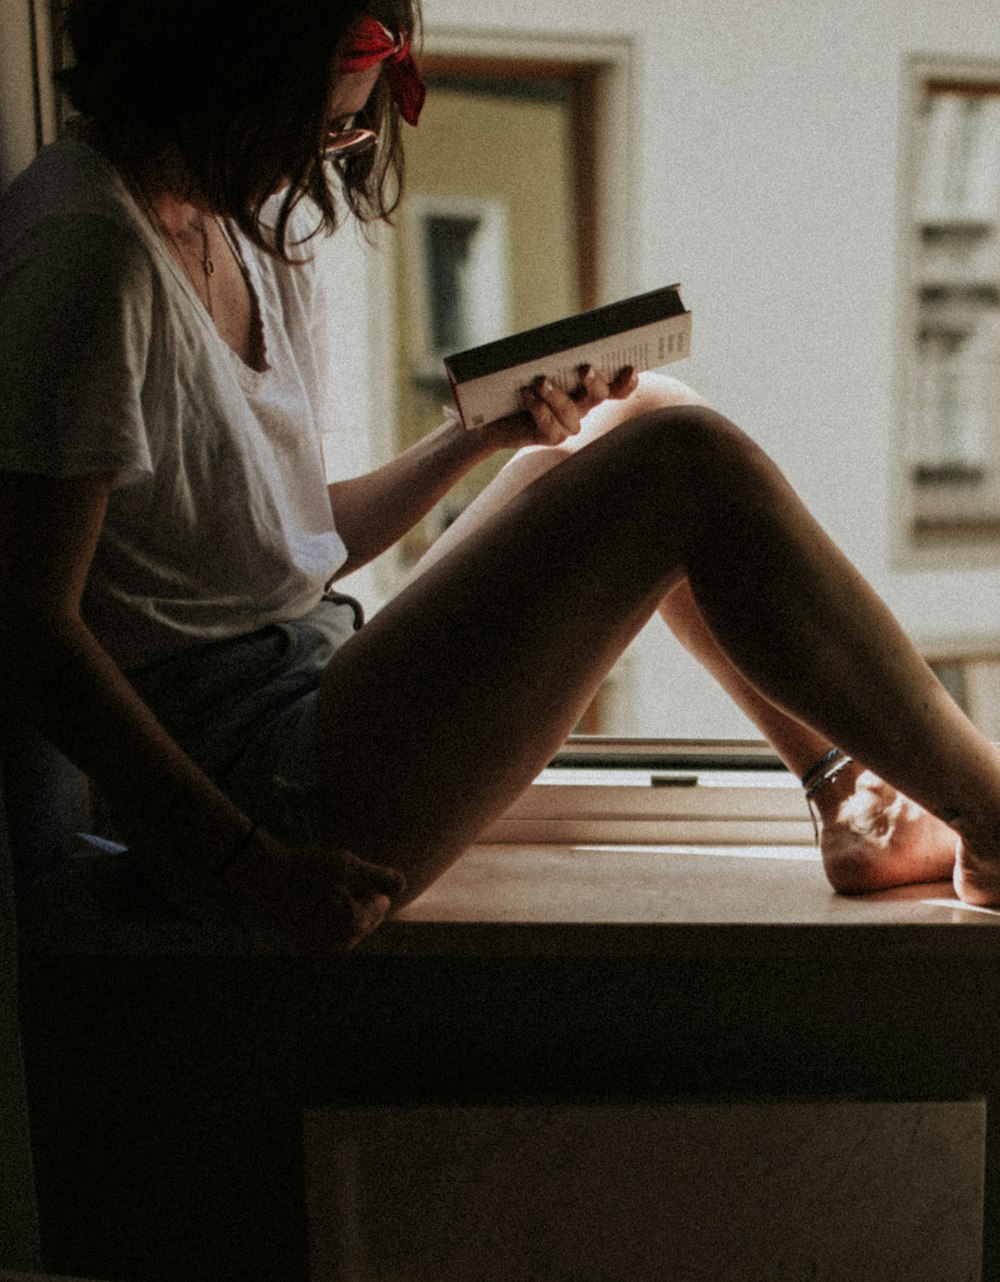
563;371;709;452
574;402;779;545
612;401;760;481
511;398;773;550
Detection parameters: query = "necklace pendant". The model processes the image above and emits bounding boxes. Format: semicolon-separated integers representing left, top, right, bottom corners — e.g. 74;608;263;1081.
204;255;215;276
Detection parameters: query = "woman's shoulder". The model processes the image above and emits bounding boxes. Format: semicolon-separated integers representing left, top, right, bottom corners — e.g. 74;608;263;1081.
1;139;154;296
3;138;146;245
4;137;130;219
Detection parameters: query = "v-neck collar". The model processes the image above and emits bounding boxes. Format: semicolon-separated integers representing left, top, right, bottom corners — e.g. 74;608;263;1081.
102;149;272;382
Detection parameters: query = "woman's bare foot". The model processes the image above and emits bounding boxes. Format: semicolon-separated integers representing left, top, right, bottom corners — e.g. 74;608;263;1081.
953;837;1000;907
813;763;958;894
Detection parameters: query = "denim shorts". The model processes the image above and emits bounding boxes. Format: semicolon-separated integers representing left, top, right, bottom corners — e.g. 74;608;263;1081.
96;594;364;930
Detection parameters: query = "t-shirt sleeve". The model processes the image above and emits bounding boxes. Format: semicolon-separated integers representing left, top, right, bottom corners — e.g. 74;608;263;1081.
0;213;156;483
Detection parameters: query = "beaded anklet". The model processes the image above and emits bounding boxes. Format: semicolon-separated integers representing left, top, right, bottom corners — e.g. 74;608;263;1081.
800;749;855;842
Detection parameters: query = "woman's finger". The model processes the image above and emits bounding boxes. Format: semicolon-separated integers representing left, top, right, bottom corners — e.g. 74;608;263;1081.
572;363;610;412
343;849;407;899
520;377;581;444
346;891;393;948
608;364;638;398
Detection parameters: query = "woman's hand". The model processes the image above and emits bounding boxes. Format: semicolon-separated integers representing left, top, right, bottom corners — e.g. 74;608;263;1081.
482;363;639;451
224;833;406;955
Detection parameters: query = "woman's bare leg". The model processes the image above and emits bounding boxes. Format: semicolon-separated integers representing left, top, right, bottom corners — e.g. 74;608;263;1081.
313;397;1000;907
659;578;959;892
419;375;961;894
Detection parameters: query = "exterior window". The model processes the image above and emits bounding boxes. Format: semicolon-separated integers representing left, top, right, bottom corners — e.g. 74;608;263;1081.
901;58;1000;555
403;195;513;383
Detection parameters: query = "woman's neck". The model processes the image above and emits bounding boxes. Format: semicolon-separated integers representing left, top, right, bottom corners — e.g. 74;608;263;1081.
74;119;208;233
142;188;206;242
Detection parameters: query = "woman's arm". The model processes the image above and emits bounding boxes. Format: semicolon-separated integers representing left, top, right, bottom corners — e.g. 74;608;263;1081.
0;470;260;863
0;470;402;950
327;412;501;577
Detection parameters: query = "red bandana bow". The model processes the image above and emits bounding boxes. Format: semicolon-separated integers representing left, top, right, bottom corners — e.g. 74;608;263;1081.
338;17;426;126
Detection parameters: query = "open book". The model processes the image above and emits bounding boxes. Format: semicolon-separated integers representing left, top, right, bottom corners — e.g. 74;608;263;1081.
444;285;692;429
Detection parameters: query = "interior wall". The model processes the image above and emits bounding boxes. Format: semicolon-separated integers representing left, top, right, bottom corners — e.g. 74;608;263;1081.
0;0;42;188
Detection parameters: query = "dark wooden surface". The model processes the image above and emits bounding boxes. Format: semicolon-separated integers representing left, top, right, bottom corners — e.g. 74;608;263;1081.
19;844;1000;1281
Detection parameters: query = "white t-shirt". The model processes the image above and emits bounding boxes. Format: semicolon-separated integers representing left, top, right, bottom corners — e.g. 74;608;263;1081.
0;138;349;668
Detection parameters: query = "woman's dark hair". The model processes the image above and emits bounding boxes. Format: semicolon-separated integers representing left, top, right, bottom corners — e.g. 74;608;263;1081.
58;0;420;258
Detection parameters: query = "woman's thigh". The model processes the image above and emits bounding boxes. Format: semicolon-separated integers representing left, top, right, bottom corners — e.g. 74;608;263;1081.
313;406;724;899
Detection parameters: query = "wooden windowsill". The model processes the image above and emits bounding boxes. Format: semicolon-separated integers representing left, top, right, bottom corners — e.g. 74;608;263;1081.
373;841;1000;960
18;838;1000;962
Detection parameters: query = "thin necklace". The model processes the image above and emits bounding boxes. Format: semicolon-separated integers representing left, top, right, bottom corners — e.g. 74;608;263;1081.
169;212;215;319
140;193;216;318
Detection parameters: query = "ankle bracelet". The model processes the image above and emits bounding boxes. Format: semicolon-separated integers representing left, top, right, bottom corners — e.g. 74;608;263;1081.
800;749;855;844
801;748;854;799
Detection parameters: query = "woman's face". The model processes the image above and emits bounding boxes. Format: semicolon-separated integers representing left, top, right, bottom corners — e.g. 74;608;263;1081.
265;63;382;196
322;63;383;158
326;64;383;131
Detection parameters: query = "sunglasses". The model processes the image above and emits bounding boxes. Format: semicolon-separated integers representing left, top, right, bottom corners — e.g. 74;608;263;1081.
323;125;378;159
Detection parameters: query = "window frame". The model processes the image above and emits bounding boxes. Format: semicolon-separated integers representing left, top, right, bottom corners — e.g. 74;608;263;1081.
484;737;815;847
896;52;1000;567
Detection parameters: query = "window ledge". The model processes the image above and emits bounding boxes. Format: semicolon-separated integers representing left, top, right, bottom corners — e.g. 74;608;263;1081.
19;742;1000;961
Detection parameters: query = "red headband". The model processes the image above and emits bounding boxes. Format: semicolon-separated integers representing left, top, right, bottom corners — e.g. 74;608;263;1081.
338;17;425;127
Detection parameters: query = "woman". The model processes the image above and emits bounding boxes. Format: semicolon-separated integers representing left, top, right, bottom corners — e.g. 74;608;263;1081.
2;0;998;954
